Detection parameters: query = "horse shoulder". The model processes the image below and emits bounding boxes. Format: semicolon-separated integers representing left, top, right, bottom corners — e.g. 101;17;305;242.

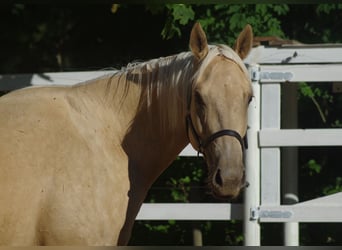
0;86;130;245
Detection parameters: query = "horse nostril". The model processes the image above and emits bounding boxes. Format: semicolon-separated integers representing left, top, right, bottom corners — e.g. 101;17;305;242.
215;169;223;187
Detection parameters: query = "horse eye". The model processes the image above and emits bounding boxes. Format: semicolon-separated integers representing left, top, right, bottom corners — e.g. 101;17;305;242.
195;91;206;107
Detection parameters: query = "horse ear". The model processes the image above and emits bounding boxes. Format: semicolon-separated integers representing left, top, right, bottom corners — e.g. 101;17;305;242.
233;24;253;60
190;22;209;61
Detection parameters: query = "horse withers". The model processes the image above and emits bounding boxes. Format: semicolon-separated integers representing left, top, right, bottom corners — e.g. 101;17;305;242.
0;23;253;245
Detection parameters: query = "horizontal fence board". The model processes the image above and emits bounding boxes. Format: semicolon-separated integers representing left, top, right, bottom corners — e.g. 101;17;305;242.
136;203;243;221
0;71;116;91
259;129;342;147
245;45;342;65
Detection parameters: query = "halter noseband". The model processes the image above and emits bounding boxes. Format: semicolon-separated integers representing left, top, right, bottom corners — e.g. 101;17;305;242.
186;113;248;157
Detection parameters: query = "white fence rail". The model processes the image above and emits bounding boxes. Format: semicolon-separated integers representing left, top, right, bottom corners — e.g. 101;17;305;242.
259;129;342;147
2;44;342;246
136;203;243;221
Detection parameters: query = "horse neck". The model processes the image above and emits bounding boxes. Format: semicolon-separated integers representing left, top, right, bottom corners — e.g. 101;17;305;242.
75;66;192;188
117;54;196;187
120;80;190;188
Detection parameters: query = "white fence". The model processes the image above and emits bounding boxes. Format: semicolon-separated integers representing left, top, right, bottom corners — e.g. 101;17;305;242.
244;44;342;246
1;44;342;246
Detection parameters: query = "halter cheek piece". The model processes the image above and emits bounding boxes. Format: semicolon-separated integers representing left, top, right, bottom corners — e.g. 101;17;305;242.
186;114;248;157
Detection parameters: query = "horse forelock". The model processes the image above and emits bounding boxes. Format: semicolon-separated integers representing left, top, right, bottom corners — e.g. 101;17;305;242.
194;45;250;86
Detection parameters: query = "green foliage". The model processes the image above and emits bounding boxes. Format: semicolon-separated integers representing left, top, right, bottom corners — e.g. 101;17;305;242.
315;4;342;43
161;5;195;40
144;223;171;233
170;4;195;25
298;82;333;123
299;82;315;98
323;177;342;195
316;4;342;14
168;176;191;202
154;4;289;45
284;4;342;44
306;159;322;176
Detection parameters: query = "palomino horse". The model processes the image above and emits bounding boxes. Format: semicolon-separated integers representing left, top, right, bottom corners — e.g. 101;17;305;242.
0;23;253;245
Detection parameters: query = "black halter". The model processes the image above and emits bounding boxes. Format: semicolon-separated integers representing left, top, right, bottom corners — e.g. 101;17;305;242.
186;113;248;157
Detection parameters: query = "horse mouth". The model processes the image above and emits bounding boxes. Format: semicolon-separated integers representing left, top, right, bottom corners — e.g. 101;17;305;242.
209;188;234;200
210;181;248;200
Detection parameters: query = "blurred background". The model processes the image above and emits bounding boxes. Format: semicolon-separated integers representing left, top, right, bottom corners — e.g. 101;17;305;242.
1;4;342;246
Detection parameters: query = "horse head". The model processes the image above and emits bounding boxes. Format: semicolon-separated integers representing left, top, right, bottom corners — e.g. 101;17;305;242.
187;23;253;199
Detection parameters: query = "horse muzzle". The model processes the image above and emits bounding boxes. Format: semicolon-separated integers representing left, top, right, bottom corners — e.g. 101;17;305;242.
210;165;247;200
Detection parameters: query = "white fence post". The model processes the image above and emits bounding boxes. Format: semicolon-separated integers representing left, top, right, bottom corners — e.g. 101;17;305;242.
260;82;281;207
243;64;261;246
